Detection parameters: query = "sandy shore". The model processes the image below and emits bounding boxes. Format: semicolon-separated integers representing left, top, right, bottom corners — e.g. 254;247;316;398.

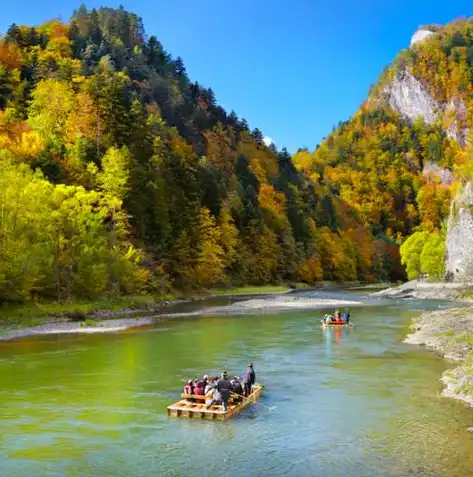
405;306;473;408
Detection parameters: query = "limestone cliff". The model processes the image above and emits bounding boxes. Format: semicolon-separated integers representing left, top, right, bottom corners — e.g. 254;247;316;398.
446;183;473;280
382;70;438;125
379;29;473;281
410;29;434;47
382;71;468;147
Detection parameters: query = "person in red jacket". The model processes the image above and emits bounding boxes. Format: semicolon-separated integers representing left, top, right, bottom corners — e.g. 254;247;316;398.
183;380;194;395
194;380;205;396
334;310;343;324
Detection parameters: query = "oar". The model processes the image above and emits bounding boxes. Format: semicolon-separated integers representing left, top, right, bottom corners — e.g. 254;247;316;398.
230;391;276;411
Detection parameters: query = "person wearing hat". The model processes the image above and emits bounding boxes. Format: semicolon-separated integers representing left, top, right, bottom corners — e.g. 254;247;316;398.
242;362;255;397
216;371;232;411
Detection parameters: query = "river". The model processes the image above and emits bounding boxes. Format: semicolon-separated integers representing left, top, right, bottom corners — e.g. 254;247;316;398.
1;289;473;476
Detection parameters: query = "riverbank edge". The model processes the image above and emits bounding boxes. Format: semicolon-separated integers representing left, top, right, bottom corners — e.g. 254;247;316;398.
0;284;303;341
404;306;473;412
371;278;473;302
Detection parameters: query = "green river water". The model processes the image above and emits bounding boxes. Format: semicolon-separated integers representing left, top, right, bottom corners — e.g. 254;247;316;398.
1;290;473;477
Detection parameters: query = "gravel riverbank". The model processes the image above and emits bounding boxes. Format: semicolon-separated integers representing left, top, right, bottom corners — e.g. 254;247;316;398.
0;316;159;341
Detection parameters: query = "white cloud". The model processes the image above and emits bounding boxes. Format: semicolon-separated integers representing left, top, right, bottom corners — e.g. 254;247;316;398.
263;136;274;146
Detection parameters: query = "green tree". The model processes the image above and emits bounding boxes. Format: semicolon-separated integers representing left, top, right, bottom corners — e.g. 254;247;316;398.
400;231;430;280
420;232;446;280
195;207;225;287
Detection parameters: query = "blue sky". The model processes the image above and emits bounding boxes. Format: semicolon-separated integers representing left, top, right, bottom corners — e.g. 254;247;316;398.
1;1;473;152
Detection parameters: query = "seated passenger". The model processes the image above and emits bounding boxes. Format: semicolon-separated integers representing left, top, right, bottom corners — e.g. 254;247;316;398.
334;310;343;324
183;379;194;395
231;377;244;400
205;377;217;396
205;385;222;410
194;380;205;396
199;375;209;390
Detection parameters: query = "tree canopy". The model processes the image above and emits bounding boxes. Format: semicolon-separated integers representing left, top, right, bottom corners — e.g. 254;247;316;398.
2;6;471;301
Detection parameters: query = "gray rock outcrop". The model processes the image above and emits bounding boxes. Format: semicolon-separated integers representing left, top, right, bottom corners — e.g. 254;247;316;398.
445;98;469;147
383;71;469;147
446;183;473;280
381;32;473;283
383;70;438;125
410;29;434;47
422;161;454;185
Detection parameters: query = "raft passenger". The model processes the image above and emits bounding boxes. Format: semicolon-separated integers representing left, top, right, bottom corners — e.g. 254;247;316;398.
343;309;350;324
205;383;222;410
231;377;244;401
205;377;217;396
242;362;256;397
194;380;205;396
199;375;209;390
217;371;232;411
183;379;194;395
332;310;342;324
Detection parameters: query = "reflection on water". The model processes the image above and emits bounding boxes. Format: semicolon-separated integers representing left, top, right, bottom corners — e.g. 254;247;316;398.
0;291;473;476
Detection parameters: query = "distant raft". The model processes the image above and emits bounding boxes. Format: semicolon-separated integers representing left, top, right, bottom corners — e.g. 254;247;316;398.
320;320;353;328
167;383;263;421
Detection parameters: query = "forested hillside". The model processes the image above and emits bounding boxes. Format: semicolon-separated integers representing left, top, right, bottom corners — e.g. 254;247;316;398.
300;19;473;282
4;5;456;303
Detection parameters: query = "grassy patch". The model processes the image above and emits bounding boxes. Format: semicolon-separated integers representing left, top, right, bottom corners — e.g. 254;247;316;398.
461;289;473;299
458;382;473;395
0;294;175;328
456;333;473;346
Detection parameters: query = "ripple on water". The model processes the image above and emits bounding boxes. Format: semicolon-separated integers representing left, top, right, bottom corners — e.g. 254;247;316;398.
1;294;473;476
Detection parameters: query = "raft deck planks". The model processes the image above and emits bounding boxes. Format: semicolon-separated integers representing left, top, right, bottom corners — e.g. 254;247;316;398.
167;383;262;420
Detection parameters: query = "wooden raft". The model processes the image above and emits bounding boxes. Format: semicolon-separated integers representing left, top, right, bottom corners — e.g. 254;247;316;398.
322;323;350;328
321;320;352;328
167;383;262;421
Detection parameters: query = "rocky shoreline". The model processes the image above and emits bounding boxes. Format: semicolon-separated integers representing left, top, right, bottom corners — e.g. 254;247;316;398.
404;306;473;409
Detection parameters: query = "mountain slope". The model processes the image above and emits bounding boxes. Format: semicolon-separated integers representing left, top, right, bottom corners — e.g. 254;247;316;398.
1;6;444;302
298;21;473;282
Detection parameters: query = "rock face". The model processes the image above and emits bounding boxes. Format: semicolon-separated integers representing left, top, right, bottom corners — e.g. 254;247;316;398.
382;68;471;282
383;71;469;147
410;29;434;46
422;161;454;185
446;183;473;280
381;31;473;282
383;70;438;124
445;98;469;147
